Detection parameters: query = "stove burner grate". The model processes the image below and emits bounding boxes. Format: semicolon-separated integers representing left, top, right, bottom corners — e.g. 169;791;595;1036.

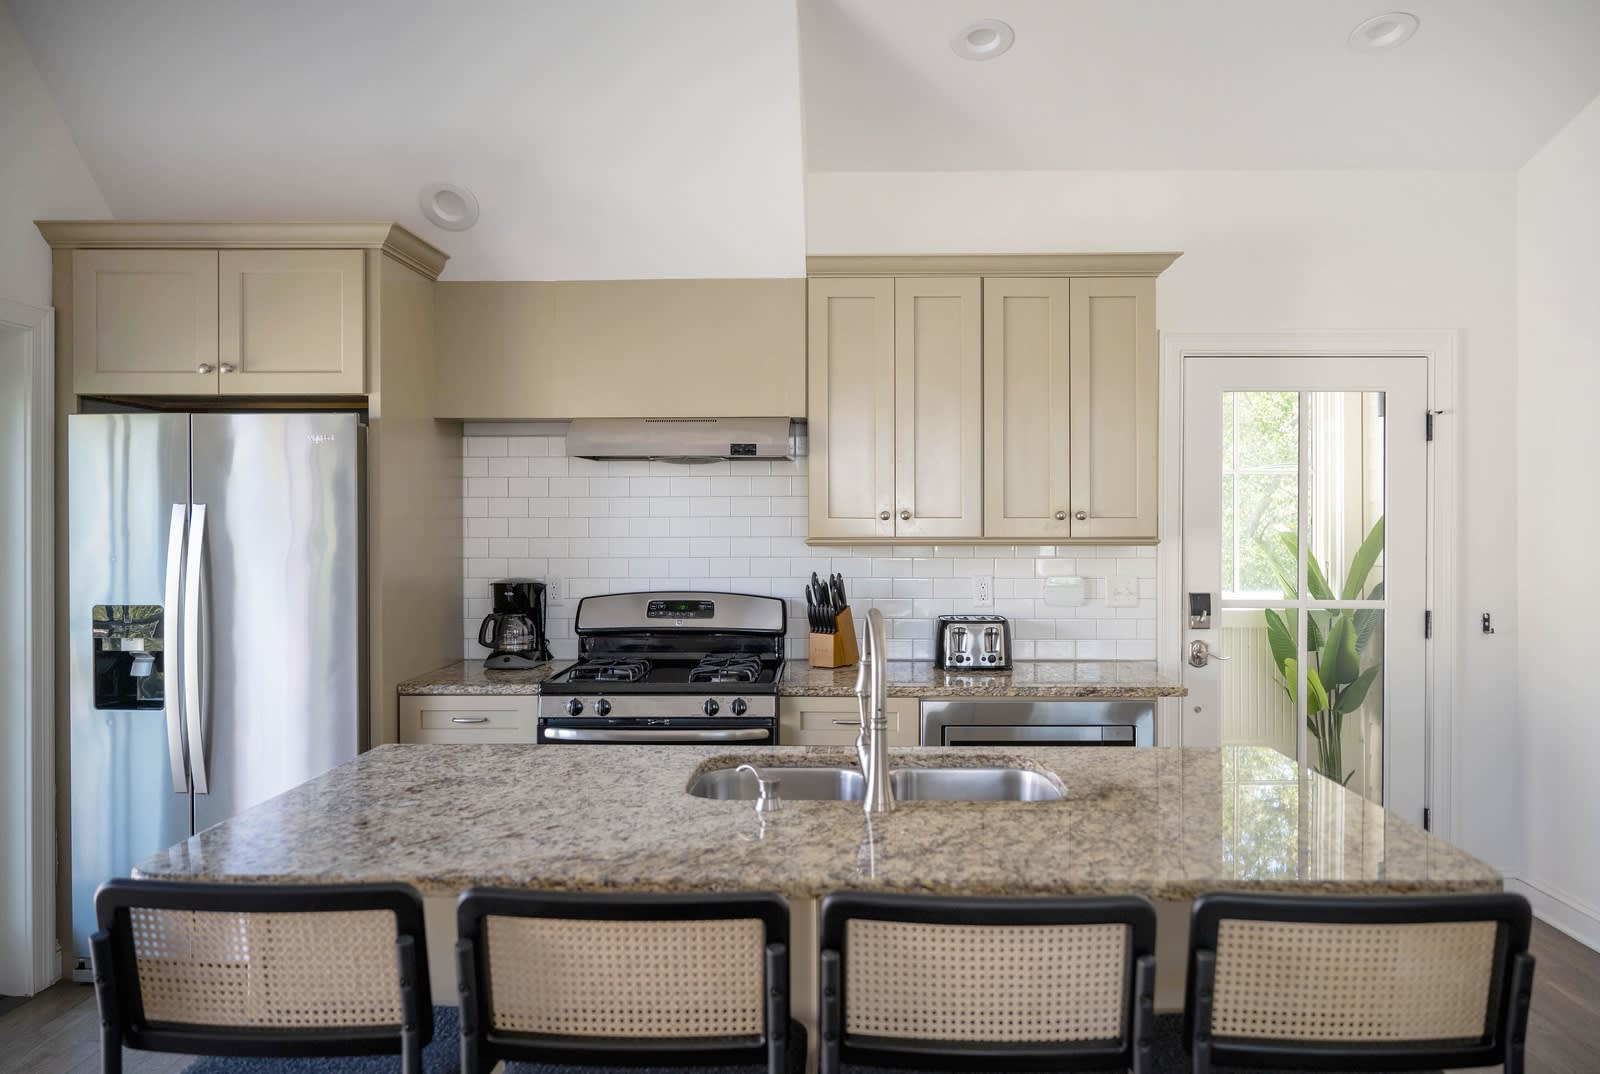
568;658;653;683
688;653;766;684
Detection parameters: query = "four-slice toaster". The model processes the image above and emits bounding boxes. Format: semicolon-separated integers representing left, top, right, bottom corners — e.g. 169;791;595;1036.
934;614;1012;670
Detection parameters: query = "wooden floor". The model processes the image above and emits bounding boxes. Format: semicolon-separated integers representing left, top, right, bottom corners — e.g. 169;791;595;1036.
2;920;1596;1073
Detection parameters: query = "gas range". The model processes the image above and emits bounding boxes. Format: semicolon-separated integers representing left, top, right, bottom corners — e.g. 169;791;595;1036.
536;592;786;744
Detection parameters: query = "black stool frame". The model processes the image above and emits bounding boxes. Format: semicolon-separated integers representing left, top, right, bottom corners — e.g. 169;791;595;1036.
818;891;1159;1073
92;878;433;1074
455;888;800;1073
1184;892;1535;1074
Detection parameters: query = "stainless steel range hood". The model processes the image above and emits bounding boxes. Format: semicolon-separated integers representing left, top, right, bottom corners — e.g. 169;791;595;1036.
565;417;793;462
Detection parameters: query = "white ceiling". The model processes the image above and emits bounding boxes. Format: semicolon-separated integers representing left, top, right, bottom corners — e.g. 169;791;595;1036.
801;0;1600;171
6;0;808;280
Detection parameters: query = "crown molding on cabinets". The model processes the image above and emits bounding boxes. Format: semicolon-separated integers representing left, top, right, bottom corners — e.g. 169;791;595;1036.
805;252;1182;278
34;221;450;281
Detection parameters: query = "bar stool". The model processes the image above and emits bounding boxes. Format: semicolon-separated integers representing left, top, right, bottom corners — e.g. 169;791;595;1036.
455;889;803;1073
1184;892;1535;1073
91;878;444;1074
818;891;1158;1073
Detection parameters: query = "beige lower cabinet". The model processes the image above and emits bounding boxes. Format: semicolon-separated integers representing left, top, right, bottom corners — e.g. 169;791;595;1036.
399;695;537;744
779;695;921;747
219;249;365;394
71;249;220;395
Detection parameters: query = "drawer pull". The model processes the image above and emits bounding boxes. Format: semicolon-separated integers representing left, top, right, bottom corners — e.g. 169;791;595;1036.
450;716;490;724
831;719;858;726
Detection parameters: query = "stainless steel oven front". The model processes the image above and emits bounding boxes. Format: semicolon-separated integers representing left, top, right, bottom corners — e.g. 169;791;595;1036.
920;700;1154;747
536;717;777;745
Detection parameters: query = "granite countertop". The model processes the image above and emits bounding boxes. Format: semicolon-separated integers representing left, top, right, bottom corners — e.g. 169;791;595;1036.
136;745;1495;901
398;659;1186;699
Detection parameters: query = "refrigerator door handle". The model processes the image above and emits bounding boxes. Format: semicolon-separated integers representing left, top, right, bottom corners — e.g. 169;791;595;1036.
183;504;210;795
164;504;189;794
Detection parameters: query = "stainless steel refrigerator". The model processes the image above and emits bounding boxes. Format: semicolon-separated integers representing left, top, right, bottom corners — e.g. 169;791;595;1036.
68;411;364;977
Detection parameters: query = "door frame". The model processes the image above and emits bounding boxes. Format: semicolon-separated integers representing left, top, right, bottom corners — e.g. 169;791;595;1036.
0;297;57;994
1156;331;1459;839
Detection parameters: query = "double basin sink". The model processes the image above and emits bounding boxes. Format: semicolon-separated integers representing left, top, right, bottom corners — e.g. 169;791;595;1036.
688;765;1063;803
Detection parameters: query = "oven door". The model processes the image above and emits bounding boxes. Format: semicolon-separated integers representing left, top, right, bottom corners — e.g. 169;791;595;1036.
537;717;776;745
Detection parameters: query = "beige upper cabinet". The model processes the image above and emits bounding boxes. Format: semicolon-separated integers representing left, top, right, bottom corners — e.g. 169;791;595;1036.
1069;277;1158;539
219;249;365;395
983;278;1073;540
72;249;220;396
808;278;896;539
894;278;983;540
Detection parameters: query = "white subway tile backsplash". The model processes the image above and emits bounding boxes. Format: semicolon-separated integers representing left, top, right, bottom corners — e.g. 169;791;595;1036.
458;434;1159;659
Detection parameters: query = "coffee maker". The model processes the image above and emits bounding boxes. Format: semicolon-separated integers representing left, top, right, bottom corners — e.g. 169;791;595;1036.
478;579;551;669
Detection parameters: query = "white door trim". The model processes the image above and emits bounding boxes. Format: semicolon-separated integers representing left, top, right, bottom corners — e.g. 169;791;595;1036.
0;297;56;994
1157;331;1459;838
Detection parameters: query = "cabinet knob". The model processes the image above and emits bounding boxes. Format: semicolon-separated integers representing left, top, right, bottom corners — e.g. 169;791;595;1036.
900;509;912;521
219;362;237;374
879;510;891;521
196;363;215;375
1075;510;1088;521
1055;510;1067;521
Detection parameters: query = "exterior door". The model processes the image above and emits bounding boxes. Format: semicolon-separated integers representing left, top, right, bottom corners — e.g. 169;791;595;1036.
807;279;896;539
894;277;982;539
67;414;193;965
189;413;362;832
1181;357;1429;825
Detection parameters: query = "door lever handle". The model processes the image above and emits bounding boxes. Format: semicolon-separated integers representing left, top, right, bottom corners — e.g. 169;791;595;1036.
1188;640;1232;668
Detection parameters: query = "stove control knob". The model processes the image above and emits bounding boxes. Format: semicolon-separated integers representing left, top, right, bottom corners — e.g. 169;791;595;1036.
730;698;748;716
703;698;720;716
594;698;612;717
565;698;584;716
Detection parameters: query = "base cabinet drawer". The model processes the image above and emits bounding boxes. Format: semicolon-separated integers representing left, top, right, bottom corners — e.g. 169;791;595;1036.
399;696;536;743
779;695;919;747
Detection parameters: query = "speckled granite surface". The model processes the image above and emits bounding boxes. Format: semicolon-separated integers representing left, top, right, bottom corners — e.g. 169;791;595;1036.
398;659;1185;699
136;745;1494;900
781;660;1186;698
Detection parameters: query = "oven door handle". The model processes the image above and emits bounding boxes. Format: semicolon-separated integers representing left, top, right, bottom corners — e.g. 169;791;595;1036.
543;727;771;744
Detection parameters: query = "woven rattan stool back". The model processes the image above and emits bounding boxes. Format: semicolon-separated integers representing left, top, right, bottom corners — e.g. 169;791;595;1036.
91;879;432;1074
1185;892;1535;1074
455;889;796;1074
818;892;1158;1074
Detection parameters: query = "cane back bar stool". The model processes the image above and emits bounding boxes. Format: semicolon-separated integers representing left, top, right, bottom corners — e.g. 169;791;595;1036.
818;892;1159;1073
454;889;804;1073
91;878;436;1074
1184;892;1535;1073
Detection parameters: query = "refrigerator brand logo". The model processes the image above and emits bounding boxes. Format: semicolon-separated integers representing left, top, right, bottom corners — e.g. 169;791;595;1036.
308;434;337;444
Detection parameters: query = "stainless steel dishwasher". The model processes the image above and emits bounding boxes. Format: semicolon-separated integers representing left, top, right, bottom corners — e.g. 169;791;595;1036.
920;699;1154;747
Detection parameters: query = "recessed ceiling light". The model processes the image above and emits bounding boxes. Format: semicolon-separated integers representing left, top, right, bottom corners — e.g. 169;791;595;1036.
418;182;479;231
951;19;1014;61
1348;12;1420;52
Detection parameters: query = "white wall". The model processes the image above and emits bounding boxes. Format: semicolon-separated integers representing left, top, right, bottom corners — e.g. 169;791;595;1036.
459;432;1157;664
808;170;1520;871
0;5;107;307
1516;94;1600;945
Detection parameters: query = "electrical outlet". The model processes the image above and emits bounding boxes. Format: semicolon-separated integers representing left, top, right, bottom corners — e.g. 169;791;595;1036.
1107;575;1140;609
972;575;994;608
546;577;564;606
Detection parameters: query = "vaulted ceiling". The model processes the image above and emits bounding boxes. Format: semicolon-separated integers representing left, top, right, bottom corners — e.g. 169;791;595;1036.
10;0;1600;279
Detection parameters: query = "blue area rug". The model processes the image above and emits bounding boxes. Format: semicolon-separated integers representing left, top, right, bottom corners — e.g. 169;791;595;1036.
174;1009;1443;1073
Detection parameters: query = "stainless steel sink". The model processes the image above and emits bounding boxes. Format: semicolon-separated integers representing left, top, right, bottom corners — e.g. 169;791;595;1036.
687;765;1061;803
889;766;1063;802
688;766;866;801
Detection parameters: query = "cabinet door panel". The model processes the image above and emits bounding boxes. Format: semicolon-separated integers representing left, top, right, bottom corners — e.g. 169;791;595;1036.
1070;278;1158;538
894;278;982;539
780;695;918;746
399;695;536;744
983;278;1072;539
72;249;219;395
219;249;364;394
808;279;895;539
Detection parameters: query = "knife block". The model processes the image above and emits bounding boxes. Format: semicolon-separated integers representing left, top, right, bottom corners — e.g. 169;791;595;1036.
808;606;860;668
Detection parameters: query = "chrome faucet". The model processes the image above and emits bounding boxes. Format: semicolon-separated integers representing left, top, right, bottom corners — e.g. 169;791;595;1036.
853;608;894;814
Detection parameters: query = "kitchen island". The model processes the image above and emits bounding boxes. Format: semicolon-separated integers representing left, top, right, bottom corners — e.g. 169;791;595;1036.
135;743;1497;1049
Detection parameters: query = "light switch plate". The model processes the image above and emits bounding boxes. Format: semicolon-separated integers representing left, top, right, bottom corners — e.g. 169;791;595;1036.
1107;575;1140;609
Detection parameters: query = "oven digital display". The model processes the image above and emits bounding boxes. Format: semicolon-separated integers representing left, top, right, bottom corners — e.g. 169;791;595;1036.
646;599;715;620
